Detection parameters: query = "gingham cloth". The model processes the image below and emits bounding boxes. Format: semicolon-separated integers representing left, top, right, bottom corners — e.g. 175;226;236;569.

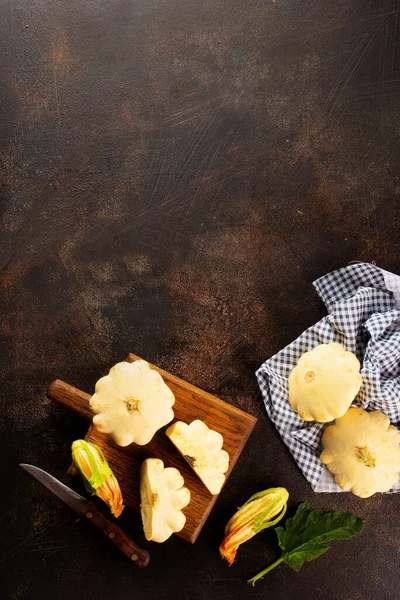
256;263;400;492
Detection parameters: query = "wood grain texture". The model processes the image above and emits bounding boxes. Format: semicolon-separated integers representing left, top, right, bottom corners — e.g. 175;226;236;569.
48;379;93;420
47;353;257;543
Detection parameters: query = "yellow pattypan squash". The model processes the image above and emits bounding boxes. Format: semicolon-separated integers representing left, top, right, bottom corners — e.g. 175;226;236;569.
166;420;230;494
90;360;175;447
140;458;190;542
321;407;400;498
288;342;362;422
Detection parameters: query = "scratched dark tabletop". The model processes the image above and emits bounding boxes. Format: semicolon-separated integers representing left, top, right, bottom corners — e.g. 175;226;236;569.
1;1;400;599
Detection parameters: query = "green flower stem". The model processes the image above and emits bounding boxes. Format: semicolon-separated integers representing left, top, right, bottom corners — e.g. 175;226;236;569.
248;557;284;586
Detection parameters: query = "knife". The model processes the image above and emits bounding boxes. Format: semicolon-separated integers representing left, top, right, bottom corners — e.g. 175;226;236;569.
20;464;150;567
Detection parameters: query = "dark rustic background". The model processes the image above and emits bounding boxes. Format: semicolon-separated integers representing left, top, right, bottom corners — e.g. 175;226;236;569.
1;1;400;599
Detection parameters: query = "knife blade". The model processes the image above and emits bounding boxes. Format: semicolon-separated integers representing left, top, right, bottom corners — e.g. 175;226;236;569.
20;463;150;567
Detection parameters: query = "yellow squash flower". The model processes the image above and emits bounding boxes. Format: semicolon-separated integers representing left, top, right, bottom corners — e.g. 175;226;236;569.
220;487;289;565
72;440;124;518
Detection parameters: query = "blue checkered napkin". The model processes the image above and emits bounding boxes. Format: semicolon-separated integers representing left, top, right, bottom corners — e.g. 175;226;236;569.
256;263;400;492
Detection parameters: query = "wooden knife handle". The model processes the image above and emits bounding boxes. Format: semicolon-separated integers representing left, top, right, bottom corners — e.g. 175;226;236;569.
84;501;150;567
47;379;92;420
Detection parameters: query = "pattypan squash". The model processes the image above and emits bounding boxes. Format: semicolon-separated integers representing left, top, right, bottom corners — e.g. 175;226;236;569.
140;458;190;542
288;342;362;422
90;360;175;447
166;420;230;494
321;407;400;498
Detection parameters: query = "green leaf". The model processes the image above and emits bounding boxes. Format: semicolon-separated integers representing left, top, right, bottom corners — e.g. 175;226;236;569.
248;503;365;585
280;503;365;572
276;502;312;552
284;542;329;572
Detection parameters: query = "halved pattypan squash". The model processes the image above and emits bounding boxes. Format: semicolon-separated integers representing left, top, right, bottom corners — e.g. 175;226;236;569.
166;420;230;494
90;360;175;447
140;458;190;542
321;407;400;498
288;342;362;422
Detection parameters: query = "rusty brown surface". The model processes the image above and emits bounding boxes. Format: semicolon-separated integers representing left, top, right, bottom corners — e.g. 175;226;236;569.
1;1;399;599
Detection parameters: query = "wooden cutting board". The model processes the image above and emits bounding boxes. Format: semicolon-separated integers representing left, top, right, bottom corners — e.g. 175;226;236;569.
47;353;257;543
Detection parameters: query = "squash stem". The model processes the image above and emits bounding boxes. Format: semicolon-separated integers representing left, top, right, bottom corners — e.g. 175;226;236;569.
248;557;284;586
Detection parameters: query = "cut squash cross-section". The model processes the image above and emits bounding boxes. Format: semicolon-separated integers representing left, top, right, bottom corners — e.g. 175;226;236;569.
140;458;190;543
166;420;230;495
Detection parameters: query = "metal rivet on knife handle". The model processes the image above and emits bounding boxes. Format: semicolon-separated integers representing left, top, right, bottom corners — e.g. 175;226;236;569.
84;501;150;566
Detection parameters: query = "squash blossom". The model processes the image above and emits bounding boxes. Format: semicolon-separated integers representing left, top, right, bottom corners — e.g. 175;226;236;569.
71;440;124;518
220;487;289;565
